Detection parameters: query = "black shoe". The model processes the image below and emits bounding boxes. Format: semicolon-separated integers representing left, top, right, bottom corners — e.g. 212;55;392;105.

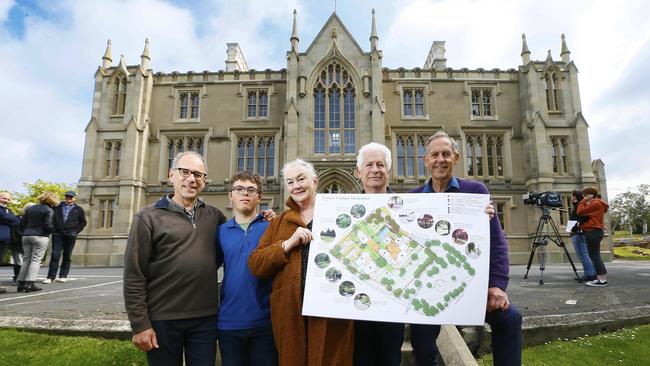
577;275;596;283
17;281;27;293
25;281;42;293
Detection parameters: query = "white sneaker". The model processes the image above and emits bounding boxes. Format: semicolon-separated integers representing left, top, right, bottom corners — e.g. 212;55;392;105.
42;278;53;284
55;278;67;283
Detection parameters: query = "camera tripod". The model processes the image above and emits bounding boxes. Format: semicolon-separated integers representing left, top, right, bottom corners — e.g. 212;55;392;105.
523;207;580;285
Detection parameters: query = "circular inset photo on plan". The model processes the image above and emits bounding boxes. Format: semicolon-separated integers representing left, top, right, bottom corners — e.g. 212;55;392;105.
315;253;331;268
325;267;342;282
320;228;336;242
452;228;469;245
466;242;481;259
398;209;415;224
336;214;352;229
354;293;371;310
387;196;404;210
417;214;434;229
350;204;366;218
338;281;356;296
435;220;451;235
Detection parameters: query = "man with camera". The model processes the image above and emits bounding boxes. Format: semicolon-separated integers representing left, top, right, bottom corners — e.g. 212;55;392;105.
409;131;522;366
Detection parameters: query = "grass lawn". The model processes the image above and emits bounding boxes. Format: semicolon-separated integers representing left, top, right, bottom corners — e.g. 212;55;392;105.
613;245;650;260
478;324;650;365
0;329;145;365
612;231;645;240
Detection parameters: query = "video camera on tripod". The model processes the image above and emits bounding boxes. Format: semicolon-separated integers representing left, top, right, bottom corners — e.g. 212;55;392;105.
522;190;579;284
522;191;563;208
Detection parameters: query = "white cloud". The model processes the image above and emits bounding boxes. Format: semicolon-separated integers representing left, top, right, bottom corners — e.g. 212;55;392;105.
0;0;13;23
1;0;648;200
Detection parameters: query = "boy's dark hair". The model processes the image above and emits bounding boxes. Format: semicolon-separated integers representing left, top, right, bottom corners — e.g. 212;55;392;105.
230;171;263;194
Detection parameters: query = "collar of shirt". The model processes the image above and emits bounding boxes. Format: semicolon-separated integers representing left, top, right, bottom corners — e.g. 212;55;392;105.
423;176;459;193
225;213;264;229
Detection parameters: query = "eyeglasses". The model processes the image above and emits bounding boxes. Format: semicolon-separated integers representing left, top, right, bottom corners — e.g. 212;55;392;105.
175;167;208;181
231;186;259;196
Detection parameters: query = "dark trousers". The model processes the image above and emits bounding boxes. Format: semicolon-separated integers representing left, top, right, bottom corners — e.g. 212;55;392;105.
584;229;607;276
410;305;523;366
47;234;77;279
217;324;278;366
148;315;217;366
353;320;404;366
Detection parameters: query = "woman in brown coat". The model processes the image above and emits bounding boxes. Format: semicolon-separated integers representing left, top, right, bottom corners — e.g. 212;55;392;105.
249;159;354;366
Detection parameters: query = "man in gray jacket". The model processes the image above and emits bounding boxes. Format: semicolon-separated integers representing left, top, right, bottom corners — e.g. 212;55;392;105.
123;151;226;365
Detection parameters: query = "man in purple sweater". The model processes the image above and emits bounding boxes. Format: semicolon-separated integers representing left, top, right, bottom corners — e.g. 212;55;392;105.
409;131;522;366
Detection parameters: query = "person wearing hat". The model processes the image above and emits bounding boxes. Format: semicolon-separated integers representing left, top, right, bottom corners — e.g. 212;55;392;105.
43;190;87;283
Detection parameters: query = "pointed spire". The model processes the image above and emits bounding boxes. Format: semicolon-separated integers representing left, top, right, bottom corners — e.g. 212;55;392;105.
290;9;299;53
370;9;378;51
520;34;530;64
102;39;113;69
140;38;151;70
560;33;571;63
546;49;554;63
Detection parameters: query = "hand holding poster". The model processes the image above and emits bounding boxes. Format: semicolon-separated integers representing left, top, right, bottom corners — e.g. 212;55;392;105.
302;193;490;325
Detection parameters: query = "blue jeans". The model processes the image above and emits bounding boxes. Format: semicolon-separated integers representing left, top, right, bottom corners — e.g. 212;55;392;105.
570;233;596;277
148;315;217;366
47;234;77;279
353;321;404;366
411;305;523;366
217;324;277;366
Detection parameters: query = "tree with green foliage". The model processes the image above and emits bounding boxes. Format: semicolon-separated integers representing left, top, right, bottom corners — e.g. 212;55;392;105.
3;180;76;213
609;184;650;235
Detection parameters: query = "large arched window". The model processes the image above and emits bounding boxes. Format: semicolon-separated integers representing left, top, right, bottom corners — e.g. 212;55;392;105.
313;61;356;155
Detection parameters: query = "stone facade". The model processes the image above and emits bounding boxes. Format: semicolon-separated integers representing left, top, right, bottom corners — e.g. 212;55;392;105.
74;12;611;267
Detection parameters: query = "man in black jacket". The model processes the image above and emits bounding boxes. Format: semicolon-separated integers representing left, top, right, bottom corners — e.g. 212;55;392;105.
43;191;86;283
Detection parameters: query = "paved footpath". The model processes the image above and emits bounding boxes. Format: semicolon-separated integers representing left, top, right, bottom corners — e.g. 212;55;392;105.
0;261;649;344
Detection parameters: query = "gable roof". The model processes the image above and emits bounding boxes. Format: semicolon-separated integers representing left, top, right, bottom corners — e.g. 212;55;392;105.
303;12;367;55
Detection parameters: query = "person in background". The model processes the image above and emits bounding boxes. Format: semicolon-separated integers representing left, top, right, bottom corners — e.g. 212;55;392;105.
577;186;609;287
0;192;20;293
216;171;277;366
249;159;354;366
124;151;226;365
569;190;596;283
43;191;87;284
17;192;59;293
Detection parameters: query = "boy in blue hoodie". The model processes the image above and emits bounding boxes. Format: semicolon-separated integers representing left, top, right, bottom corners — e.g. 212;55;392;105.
217;171;277;366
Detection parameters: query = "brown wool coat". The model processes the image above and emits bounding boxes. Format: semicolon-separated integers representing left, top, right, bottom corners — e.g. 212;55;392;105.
249;197;354;366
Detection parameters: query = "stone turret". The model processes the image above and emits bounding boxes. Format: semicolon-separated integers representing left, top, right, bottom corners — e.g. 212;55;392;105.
560;33;571;63
290;9;299;53
102;39;112;69
369;9;378;51
521;34;530;64
140;38;151;70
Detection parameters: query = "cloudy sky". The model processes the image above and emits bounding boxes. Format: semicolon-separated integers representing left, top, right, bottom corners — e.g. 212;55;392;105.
1;0;648;198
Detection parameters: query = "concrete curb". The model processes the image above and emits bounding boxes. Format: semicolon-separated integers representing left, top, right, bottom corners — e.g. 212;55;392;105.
0;316;131;339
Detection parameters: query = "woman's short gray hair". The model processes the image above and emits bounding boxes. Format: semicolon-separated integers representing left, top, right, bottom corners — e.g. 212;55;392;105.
281;158;317;181
356;142;392;171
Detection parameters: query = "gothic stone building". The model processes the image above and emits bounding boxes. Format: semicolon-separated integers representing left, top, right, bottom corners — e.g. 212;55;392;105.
75;11;610;267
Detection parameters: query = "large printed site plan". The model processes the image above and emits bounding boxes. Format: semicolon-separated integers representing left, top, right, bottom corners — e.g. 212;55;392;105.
302;193;490;325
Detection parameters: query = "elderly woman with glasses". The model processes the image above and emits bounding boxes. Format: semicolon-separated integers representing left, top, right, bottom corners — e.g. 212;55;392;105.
249;159;354;366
